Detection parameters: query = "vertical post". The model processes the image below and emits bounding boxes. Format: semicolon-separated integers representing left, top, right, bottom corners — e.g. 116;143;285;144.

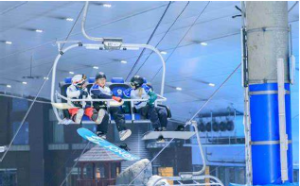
277;58;289;182
245;2;293;184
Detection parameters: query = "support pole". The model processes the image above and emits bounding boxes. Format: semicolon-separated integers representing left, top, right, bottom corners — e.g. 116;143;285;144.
245;2;293;184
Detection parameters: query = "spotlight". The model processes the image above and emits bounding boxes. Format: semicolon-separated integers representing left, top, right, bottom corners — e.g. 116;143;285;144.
121;60;127;64
93;66;99;69
103;3;112;8
22;82;27;85
208;83;215;87
69;71;74;75
6;85;11;88
35;29;43;33
43;77;49;80
200;42;208;46
65;18;74;22
5;41;12;45
176;87;182;91
160;51;167;55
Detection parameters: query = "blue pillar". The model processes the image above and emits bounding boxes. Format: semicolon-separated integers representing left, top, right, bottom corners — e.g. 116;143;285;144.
249;83;293;184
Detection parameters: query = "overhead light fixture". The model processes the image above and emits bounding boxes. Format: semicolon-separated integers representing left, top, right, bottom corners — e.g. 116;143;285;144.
22;82;27;85
43;77;49;80
208;83;215;87
5;41;12;45
6;85;11;88
93;66;99;69
121;60;127;64
103;3;112;8
176;87;182;91
65;18;74;22
35;29;43;33
200;42;208;46
160;51;167;55
69;71;74;75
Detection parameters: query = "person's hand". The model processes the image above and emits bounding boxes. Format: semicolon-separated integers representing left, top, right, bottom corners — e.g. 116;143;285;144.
112;96;122;102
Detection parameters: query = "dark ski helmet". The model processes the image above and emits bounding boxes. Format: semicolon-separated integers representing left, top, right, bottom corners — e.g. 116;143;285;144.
95;72;107;80
130;75;144;89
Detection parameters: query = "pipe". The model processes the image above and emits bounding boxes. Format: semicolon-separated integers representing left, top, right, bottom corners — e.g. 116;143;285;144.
81;2;104;42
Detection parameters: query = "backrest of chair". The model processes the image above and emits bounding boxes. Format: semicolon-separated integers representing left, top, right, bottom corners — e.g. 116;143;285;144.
111;77;125;84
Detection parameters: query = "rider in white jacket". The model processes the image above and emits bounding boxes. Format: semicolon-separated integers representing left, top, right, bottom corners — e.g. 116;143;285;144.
66;74;104;126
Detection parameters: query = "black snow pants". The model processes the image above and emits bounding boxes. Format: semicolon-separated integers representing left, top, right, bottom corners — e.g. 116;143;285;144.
138;105;168;129
96;107;126;134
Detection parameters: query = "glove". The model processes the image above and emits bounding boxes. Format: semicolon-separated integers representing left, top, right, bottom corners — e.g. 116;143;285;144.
112;96;122;103
72;101;83;108
147;91;157;105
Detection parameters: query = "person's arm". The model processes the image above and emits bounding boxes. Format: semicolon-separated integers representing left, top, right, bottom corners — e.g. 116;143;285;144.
147;91;157;105
81;88;91;108
66;87;84;108
91;86;122;102
143;85;157;105
66;87;81;98
90;88;113;99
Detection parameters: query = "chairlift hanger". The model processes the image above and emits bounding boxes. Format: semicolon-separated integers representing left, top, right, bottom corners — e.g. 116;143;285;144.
50;1;167;124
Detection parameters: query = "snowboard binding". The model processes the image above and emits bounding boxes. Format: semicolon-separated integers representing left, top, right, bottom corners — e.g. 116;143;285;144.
119;143;130;151
175;125;185;131
156;135;165;143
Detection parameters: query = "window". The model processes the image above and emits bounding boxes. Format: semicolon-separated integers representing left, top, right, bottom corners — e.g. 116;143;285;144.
12;122;29;145
0;169;17;186
52;121;64;143
96;165;106;179
12;99;28;112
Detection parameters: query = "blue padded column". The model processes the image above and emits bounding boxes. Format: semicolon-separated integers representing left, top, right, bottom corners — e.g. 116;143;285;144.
249;83;293;184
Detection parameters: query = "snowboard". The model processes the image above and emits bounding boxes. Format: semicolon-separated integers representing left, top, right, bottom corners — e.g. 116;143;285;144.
77;128;140;161
142;131;195;140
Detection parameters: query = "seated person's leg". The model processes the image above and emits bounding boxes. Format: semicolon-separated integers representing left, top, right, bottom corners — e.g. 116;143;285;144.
156;107;168;130
85;107;106;124
96;110;109;139
69;108;84;124
145;105;161;130
110;107;131;141
110;107;126;131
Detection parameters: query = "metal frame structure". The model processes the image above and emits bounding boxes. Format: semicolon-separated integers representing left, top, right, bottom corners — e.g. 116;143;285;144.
151;121;224;186
50;1;167;124
240;2;253;185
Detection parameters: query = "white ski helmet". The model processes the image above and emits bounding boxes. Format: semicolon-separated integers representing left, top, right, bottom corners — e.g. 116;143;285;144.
71;74;87;87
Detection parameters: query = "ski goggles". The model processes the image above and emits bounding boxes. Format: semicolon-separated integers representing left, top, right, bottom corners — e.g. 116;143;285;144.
76;80;86;87
130;82;141;87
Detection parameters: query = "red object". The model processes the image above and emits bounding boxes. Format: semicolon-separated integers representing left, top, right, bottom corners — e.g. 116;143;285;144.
68;107;94;120
85;107;93;119
69;108;79;117
112;96;122;102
